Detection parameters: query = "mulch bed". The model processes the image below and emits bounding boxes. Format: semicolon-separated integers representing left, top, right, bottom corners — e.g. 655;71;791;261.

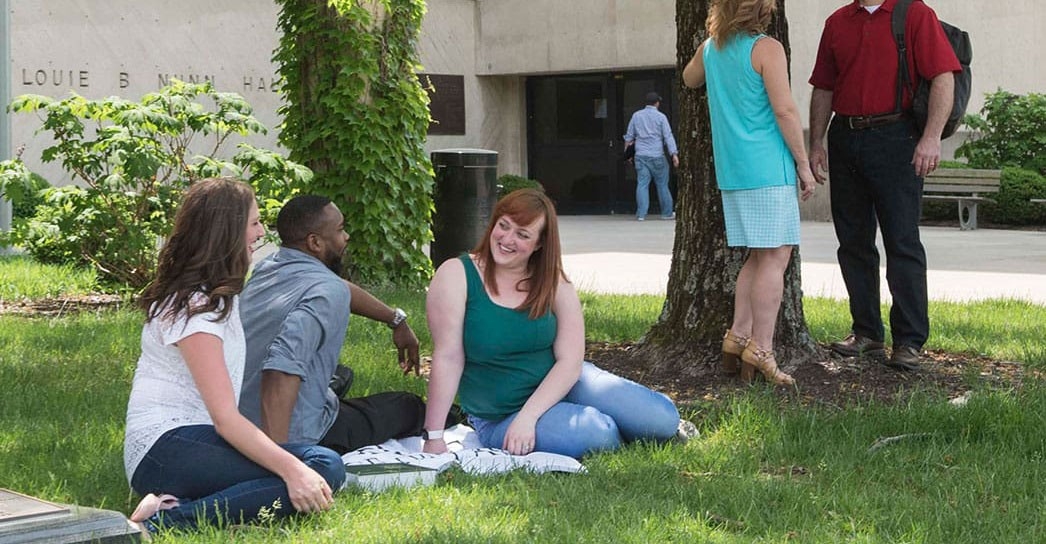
0;294;125;317
586;341;1037;409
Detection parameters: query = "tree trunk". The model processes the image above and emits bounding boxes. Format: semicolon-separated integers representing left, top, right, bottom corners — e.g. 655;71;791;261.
637;0;821;376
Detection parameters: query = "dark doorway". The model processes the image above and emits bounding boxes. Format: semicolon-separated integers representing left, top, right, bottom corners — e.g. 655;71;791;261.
526;70;677;215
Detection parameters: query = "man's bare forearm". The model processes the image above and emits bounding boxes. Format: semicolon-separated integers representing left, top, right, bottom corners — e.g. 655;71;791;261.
922;72;954;139
809;88;834;148
260;370;301;443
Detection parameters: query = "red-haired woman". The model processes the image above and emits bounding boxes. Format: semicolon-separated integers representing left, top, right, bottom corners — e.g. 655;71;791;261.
421;189;682;459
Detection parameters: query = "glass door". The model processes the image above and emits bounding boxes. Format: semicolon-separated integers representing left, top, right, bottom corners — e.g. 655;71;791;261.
527;75;617;214
526;70;677;215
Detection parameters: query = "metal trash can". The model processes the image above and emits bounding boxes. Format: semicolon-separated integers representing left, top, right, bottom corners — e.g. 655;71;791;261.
430;148;498;268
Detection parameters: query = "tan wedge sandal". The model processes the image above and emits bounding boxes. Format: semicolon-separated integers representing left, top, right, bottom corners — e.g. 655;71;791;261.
721;329;750;375
740;342;795;386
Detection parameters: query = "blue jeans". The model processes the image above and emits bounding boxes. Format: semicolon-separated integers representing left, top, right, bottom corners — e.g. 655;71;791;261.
130;425;346;532
468;362;680;459
827;118;929;349
635;155;674;219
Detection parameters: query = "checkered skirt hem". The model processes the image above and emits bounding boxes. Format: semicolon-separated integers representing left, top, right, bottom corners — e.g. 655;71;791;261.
722;184;800;248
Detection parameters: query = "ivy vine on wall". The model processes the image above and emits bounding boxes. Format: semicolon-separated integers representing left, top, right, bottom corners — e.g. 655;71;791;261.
274;0;434;287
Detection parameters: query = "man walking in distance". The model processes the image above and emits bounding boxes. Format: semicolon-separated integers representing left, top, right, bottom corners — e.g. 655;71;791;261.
239;194;426;453
624;91;680;221
809;0;960;370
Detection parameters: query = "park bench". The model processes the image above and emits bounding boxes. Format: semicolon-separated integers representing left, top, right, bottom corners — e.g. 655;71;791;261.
923;168;1002;230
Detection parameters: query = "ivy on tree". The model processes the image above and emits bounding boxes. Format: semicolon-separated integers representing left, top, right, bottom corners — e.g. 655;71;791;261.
274;0;435;287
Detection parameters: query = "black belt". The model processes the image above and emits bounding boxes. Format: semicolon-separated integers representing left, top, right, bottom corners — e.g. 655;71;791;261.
835;112;909;130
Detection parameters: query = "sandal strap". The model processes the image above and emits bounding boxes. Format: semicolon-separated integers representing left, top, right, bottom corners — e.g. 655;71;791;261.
742;343;794;385
724;329;750;343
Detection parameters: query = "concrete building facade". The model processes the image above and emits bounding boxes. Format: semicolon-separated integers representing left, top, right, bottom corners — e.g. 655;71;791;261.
3;1;1043;220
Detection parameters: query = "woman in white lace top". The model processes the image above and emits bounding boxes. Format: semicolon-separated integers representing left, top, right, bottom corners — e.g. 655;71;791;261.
123;178;345;534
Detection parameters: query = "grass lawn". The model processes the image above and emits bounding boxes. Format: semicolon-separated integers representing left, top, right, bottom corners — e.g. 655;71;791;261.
1;258;1045;542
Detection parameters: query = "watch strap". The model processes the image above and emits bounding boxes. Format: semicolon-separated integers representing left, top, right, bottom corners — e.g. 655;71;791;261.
387;307;407;329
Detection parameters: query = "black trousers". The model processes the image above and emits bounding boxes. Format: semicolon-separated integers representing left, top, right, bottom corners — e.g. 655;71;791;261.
827;117;929;349
318;392;426;455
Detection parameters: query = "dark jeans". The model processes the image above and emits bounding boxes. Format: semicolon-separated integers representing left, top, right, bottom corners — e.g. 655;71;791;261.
827;117;929;349
319;392;426;454
131;425;345;532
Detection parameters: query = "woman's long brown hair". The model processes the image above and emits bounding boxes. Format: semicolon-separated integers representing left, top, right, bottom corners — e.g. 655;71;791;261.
472;188;567;319
138;177;256;323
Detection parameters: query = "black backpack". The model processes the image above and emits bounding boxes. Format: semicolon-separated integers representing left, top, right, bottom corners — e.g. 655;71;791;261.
892;0;972;139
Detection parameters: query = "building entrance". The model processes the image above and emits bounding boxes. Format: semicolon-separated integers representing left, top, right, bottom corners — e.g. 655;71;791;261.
526;70;677;215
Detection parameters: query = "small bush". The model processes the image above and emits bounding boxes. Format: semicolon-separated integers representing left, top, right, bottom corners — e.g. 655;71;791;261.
983;168;1046;225
957;90;1046;175
497;174;544;199
1;167;49;220
0;81;309;288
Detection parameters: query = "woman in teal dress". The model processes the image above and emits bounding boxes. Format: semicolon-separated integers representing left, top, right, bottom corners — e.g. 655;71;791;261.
682;0;817;385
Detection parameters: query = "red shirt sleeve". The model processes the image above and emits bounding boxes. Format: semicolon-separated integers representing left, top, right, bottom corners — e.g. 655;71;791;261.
907;2;961;81
809;17;838;90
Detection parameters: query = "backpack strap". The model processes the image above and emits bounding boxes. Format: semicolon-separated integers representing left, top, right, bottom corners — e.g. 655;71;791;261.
892;0;915;113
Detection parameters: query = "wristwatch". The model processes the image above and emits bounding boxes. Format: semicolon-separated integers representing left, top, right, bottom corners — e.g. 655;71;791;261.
422;429;444;441
387;307;407;329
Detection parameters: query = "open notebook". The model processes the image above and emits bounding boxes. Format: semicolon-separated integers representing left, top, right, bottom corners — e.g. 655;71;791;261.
340;424;585;492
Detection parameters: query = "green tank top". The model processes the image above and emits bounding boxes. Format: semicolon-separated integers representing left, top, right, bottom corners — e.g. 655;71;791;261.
458;254;557;420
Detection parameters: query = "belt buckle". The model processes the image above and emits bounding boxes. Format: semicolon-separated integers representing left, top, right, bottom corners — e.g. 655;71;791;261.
847;115;866;130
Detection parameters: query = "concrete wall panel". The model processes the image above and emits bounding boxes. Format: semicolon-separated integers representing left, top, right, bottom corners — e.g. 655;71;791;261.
8;0;284;185
420;0;526;176
475;0;675;74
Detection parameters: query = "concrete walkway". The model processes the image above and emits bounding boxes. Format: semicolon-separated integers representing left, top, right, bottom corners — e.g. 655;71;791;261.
558;215;1046;304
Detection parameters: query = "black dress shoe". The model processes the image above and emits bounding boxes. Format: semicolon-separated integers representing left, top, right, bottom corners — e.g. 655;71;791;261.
329;364;354;398
884;345;921;371
830;333;886;357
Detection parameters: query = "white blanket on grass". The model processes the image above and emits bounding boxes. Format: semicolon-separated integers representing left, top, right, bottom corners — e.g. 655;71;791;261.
340;424;585;477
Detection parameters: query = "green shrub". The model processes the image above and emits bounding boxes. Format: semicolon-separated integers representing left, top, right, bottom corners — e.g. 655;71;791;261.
922;167;1046;226
983;168;1046;225
0;81;309;288
957;90;1046;175
497;174;544;199
921;199;954;222
0;162;49;220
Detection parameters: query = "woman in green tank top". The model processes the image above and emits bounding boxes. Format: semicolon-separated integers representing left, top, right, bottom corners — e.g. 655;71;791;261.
420;189;683;459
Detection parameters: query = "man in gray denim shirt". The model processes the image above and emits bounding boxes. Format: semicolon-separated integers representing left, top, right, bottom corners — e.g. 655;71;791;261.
238;195;425;453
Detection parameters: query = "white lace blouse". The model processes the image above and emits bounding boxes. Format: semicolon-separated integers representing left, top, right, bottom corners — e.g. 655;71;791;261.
123;294;245;482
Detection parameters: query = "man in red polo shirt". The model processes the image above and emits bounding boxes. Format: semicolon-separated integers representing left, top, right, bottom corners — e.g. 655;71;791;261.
808;0;960;371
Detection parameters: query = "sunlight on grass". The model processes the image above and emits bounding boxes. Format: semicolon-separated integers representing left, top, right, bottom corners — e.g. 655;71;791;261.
0;255;99;300
578;292;667;342
786;297;1045;368
2;284;1045;542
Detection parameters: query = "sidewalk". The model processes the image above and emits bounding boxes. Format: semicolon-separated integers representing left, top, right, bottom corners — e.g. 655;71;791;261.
558;215;1046;304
